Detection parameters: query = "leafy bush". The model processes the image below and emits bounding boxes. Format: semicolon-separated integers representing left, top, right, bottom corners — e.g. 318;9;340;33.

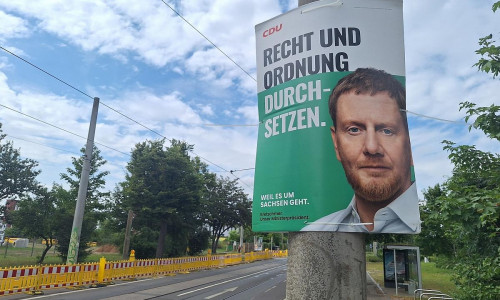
366;254;382;262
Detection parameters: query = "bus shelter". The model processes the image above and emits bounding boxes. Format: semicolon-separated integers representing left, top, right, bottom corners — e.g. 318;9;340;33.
383;245;422;294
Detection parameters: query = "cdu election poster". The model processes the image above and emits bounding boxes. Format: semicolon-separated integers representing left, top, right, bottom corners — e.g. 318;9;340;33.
252;0;420;234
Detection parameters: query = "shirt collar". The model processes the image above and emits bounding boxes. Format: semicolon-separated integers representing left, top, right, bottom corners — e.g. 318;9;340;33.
383;182;420;231
349;182;420;232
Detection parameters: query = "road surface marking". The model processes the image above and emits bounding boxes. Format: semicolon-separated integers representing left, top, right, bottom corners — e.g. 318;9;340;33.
204;287;238;299
177;265;284;296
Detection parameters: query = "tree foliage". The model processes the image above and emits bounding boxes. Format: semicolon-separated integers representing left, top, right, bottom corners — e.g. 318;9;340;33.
54;146;109;262
122;139;203;258
60;145;110;209
415;185;454;257
417;4;500;298
187;226;210;256
461;101;500;141
10;187;58;264
474;2;500;78
417;107;499;298
0;123;40;202
432;136;499;299
202;175;251;254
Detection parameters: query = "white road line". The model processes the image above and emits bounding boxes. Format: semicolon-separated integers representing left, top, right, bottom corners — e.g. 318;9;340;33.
20;278;156;299
177;265;285;297
204;287;238;299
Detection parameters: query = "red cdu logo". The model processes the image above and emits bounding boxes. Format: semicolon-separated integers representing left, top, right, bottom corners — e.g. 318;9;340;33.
263;24;282;37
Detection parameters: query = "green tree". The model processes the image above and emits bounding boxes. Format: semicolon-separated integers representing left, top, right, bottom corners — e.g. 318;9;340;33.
93;187;129;249
263;232;284;250
54;146;109;262
430;136;499;299
415;184;454;258
227;229;240;244
416;4;500;298
187;226;210;256
413;9;499;300
11;186;58;263
122;139;203;258
474;2;500;78
0;123;40;202
60;145;110;208
201;175;251;254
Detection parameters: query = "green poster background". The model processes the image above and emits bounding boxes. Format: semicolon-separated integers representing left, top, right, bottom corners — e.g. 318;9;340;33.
252;72;405;232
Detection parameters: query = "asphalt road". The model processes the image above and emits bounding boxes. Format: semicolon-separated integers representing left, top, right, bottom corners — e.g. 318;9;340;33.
3;258;287;300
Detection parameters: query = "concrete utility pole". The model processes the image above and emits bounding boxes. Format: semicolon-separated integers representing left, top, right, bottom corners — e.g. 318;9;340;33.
239;226;244;252
285;1;367;299
122;210;135;260
66;97;100;265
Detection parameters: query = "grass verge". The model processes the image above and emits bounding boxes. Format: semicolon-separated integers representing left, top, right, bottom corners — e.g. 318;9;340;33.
0;244;122;267
366;260;456;296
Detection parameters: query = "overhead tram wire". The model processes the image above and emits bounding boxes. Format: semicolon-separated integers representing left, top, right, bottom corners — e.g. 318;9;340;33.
99;102;166;139
98;102;237;177
2;43;467;191
159;0;257;83
0;103;130;156
147;7;466;129
7;135;82;156
0;45;253;188
230;168;255;173
402;109;463;124
147;7;469;128
203;123;260;127
0;46;93;100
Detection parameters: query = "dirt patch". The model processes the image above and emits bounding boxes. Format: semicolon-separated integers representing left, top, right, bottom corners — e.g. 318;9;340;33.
93;244;120;254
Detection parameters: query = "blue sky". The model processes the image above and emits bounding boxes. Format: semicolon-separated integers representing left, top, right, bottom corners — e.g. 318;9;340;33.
0;0;498;200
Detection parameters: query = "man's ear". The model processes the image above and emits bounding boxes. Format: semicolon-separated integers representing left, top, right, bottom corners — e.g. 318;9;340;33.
330;126;341;161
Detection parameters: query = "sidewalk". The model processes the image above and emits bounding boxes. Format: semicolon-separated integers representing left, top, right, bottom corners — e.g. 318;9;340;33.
367;272;414;300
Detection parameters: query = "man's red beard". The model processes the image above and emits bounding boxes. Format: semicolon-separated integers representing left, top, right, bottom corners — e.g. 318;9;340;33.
341;158;402;203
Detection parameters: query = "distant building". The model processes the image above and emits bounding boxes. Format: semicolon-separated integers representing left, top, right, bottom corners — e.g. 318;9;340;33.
5;199;19;215
0;222;6;245
0;199;19;244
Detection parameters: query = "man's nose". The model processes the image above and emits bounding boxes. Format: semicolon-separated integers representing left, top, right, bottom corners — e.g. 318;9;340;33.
363;130;383;156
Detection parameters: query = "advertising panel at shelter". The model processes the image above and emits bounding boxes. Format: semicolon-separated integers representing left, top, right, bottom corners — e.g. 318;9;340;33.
253;0;420;233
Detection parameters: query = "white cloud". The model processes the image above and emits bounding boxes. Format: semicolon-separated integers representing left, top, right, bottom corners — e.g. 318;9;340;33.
0;0;498;200
103;90;203;127
0;10;30;41
198;104;214;116
237;105;258;123
404;1;500;121
0;0;282;94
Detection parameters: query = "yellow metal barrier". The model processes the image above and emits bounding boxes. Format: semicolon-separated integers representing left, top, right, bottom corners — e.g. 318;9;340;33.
0;266;38;295
0;250;285;296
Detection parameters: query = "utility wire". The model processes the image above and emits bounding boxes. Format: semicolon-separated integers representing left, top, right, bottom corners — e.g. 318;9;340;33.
159;0;257;82
0;45;253;189
203;123;260;127
100;103;233;176
0;46;93;100
230;168;255;173
99;101;167;139
3;41;462;126
0;103;130;156
7;135;82;156
403;109;462;124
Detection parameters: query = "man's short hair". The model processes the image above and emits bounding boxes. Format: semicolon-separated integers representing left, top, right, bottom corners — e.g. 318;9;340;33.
329;68;407;131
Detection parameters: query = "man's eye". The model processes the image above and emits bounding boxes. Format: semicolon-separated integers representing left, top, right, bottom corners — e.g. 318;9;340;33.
382;129;393;135
347;127;360;133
